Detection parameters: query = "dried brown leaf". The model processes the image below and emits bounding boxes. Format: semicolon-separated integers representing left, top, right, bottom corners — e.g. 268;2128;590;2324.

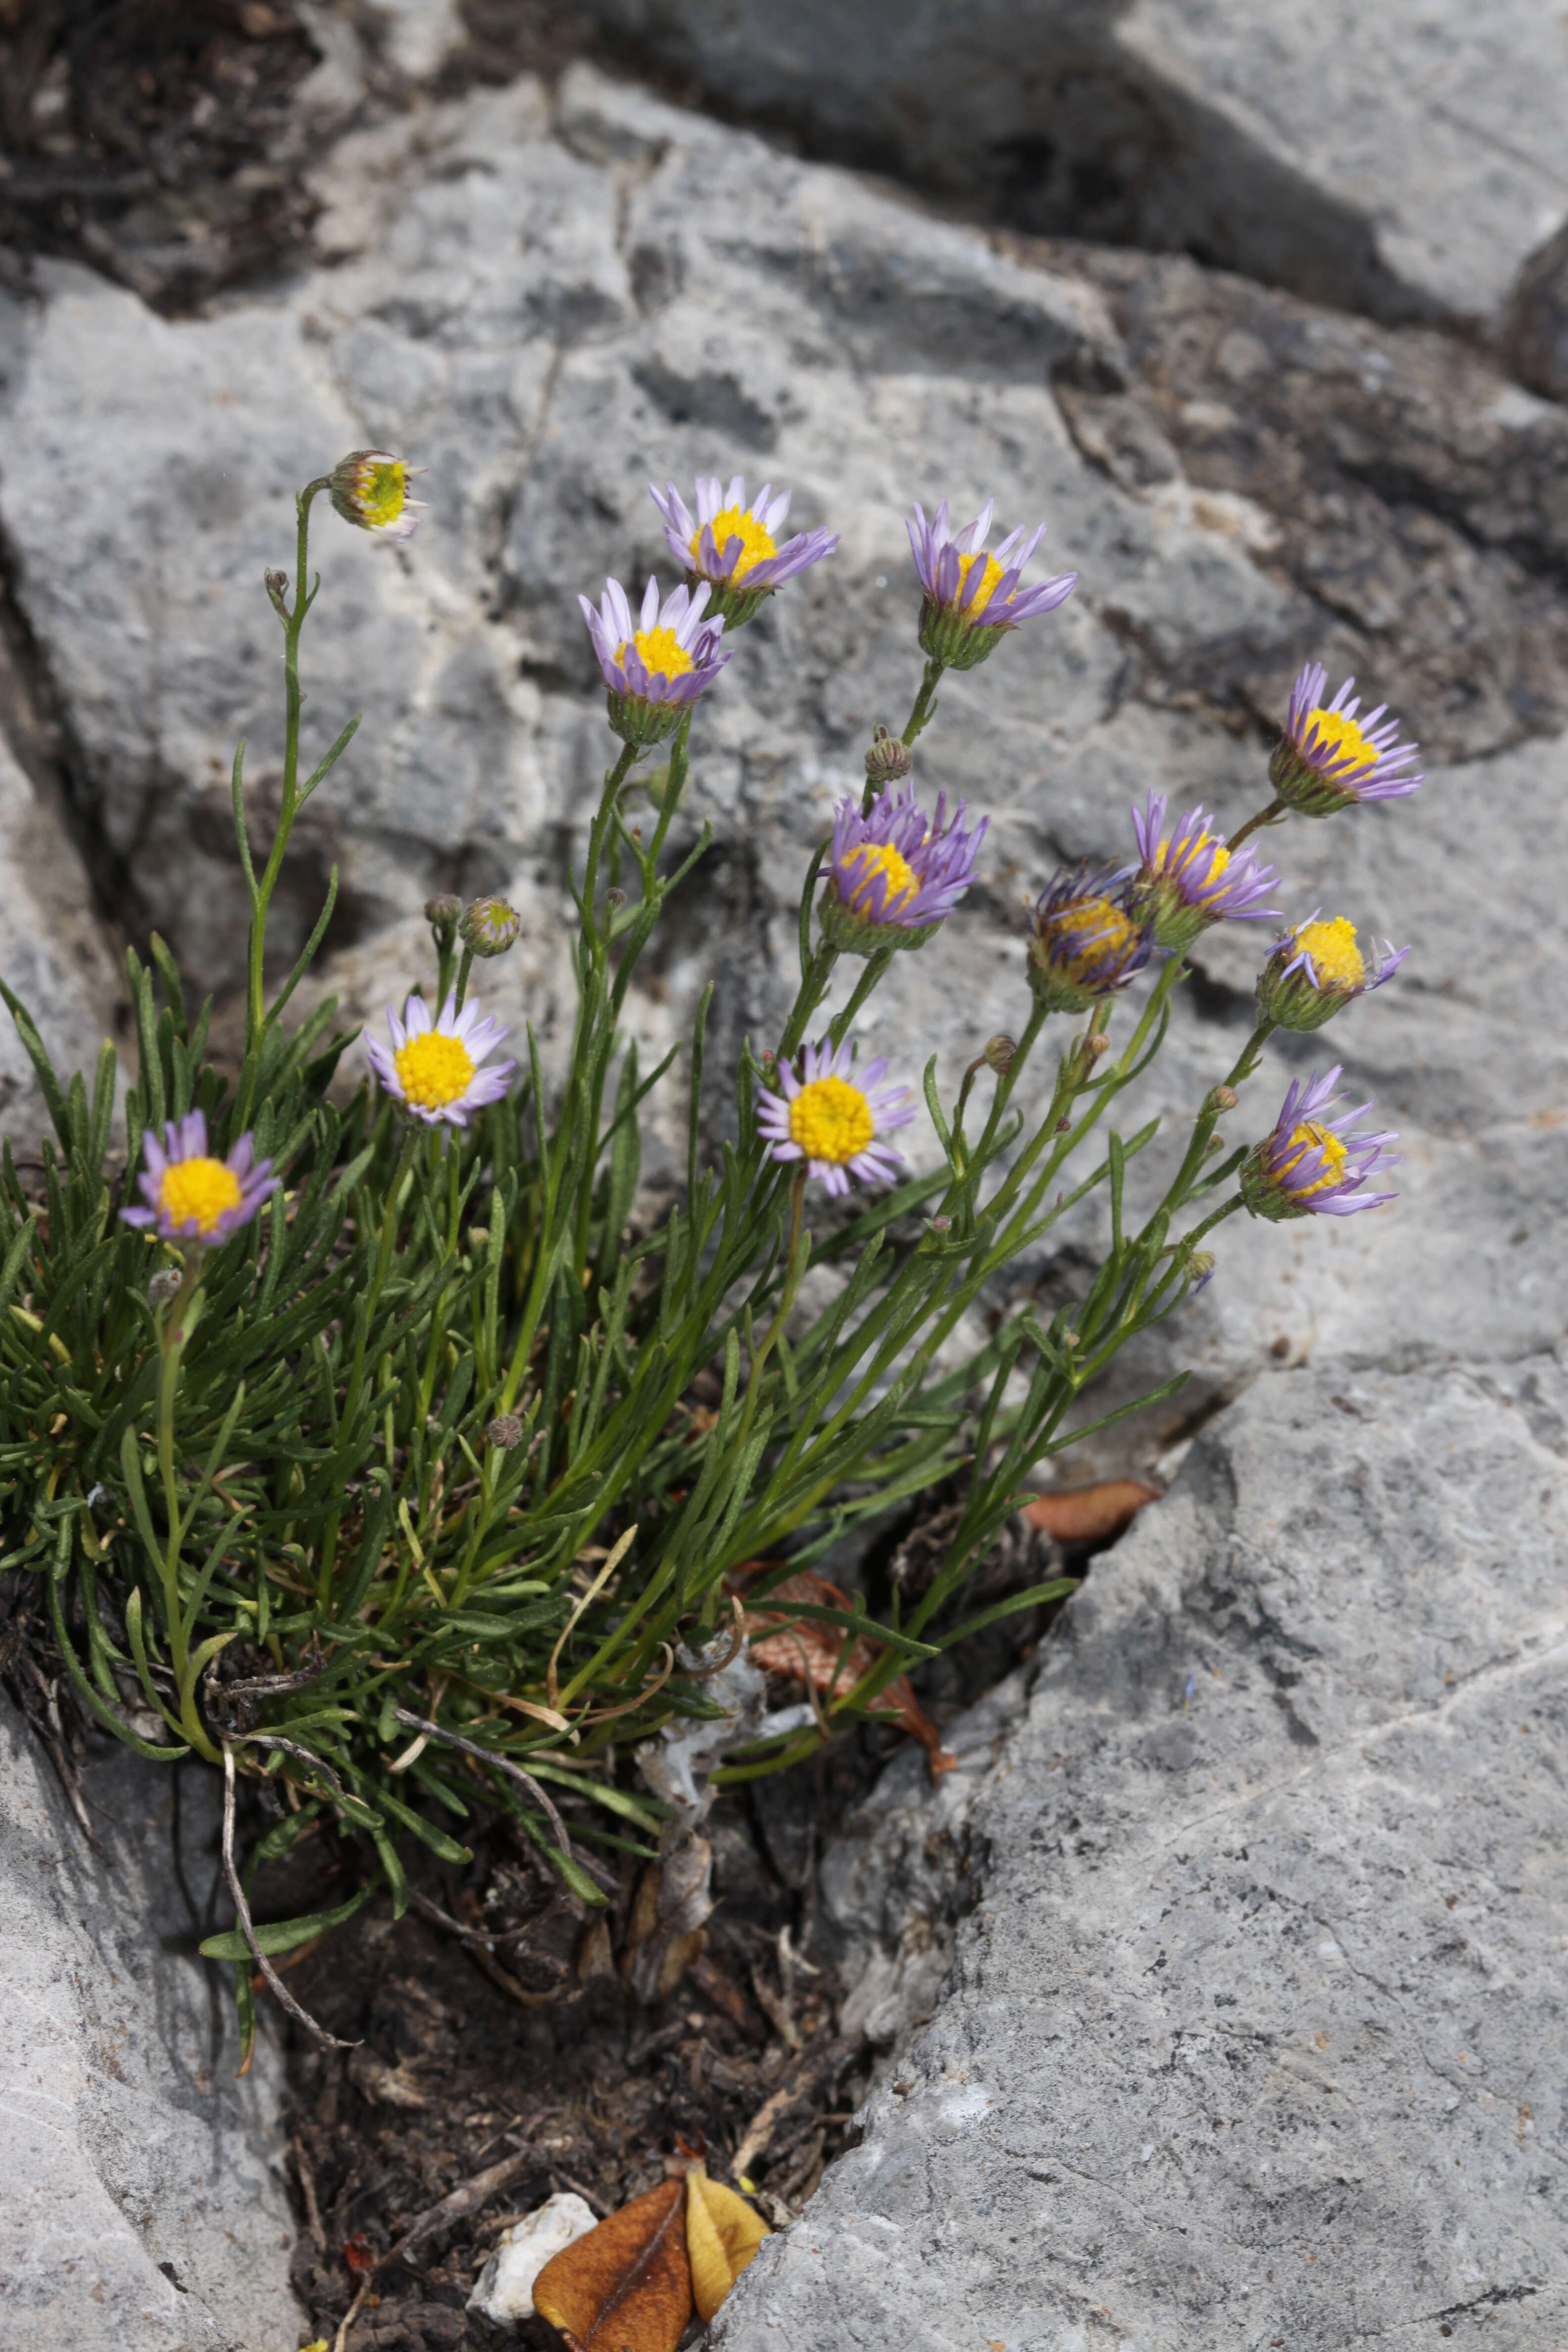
532;2176;691;2352
686;2170;769;2321
1021;1479;1158;1545
741;1569;956;1781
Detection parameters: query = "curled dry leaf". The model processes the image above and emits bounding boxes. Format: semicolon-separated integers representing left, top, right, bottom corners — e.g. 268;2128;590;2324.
739;1568;957;1782
532;2176;691;2352
1021;1478;1159;1546
686;2167;769;2321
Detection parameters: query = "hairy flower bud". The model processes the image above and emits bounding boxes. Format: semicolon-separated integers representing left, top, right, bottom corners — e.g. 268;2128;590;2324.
460;896;522;958
263;567;290;621
865;725;914;785
329;449;424;541
487;1413;525;1451
1210;1083;1239;1112
425;893;461;931
982;1033;1016;1073
147;1268;182;1307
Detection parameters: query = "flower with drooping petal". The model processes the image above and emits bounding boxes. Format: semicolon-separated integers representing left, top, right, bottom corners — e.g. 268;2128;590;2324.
1256;914;1409;1033
579;576;731;746
365;992;516;1128
1270;662;1423;816
1129;791;1282;955
1026;866;1153;1014
756;1035;916;1197
650;476;838;627
1240;1066;1400;1221
329;449;425;542
820;785;986;957
907;496;1077;670
121;1111;278;1245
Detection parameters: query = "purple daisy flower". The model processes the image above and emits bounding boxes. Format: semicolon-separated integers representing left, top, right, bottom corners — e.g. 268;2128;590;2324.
1257;913;1410;1033
821;784;986;955
1241;1065;1400;1221
1026;866;1153;1014
578;575;731;747
649;476;838;625
907;496;1077;670
328;449;425;543
121;1111;278;1245
1130;791;1282;954
1271;662;1423;816
365;992;516;1129
756;1035;916;1198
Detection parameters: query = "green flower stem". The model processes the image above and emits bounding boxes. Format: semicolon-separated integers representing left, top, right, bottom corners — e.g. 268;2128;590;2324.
240;476;332;1090
452;946;475;1014
1226;796;1285;853
730;1168;808;1469
152;1254;221;1761
901;656;945;749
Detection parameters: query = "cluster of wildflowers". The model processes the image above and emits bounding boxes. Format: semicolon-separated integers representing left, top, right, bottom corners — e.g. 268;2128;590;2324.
3;437;1423;2035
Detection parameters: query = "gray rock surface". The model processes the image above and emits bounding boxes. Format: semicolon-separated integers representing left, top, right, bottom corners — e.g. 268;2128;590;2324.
0;1705;304;2350
588;0;1568;328
716;1355;1568;2350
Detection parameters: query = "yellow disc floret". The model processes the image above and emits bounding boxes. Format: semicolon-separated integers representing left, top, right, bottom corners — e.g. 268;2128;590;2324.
953;550;1006;615
1048;895;1140;980
692;505;777;580
841;842;918;917
1158;833;1228;883
1294;916;1365;992
1277;1121;1348;1196
788;1076;875;1166
395;1030;477;1112
358;460;409;529
157;1157;244;1235
617;626;694;681
1305;707;1377;771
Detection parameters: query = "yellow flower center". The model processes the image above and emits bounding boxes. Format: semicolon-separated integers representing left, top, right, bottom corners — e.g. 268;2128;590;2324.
395;1030;477;1111
953;550;1006;615
1305;707;1377;771
691;505;778;580
788;1075;875;1166
615;626;694;681
1294;916;1365;992
156;1156;243;1235
841;842;918;917
1157;833;1229;882
1278;1121;1349;1197
359;460;409;529
1048;895;1139;979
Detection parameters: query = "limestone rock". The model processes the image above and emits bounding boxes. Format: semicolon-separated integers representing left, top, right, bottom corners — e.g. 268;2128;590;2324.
588;0;1568;328
0;729;121;1153
714;1355;1568;2349
0;1703;304;2350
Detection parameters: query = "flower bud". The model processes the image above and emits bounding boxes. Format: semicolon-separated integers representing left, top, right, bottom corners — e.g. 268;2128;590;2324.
926;1214;953;1234
982;1033;1016;1074
487;1413;526;1451
264;567;290;620
1184;1249;1217;1292
864;726;914;785
147;1268;182;1308
1210;1083;1239;1113
606;886;628;909
460;896;521;958
329;449;424;541
1085;1031;1111;1059
425;893;461;930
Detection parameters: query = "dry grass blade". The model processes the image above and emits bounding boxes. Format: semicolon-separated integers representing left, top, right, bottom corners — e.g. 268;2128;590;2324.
743;1568;957;1780
219;1744;357;2053
391;1706;577;1863
533;2176;692;2352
